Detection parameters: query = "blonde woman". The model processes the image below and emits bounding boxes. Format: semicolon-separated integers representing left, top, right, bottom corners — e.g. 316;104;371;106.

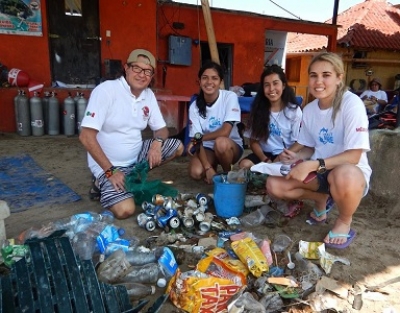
266;52;372;249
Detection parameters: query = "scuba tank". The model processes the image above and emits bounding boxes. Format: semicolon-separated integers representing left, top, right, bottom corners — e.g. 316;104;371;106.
48;91;60;135
76;93;87;134
63;92;76;136
30;91;44;136
17;90;31;136
42;91;51;134
14;90;21;133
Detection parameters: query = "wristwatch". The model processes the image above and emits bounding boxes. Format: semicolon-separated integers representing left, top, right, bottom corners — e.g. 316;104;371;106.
154;137;164;145
316;158;327;174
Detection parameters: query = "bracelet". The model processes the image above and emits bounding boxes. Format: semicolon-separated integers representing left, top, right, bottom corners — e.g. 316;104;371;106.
204;166;213;172
263;157;269;163
105;166;117;178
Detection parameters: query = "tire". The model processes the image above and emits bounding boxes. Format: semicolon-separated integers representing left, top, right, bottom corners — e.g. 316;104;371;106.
169;217;180;229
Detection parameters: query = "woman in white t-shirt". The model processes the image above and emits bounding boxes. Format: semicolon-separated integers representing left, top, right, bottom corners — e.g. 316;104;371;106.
359;77;388;114
267;52;372;249
188;61;243;184
239;65;302;168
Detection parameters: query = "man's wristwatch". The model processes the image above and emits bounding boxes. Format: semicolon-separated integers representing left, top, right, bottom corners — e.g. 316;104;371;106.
316;158;327;174
154;137;164;146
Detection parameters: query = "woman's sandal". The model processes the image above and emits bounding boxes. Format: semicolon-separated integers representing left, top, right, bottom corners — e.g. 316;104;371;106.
306;196;335;225
89;176;101;201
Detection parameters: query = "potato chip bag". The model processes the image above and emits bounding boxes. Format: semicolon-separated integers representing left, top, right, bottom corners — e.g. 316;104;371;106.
197;255;247;286
231;237;269;277
167;268;241;313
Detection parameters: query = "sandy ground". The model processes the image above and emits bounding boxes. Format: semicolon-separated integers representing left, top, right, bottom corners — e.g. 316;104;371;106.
0;131;399;313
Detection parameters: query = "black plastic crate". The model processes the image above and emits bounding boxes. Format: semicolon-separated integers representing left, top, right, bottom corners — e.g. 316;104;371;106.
0;233;143;313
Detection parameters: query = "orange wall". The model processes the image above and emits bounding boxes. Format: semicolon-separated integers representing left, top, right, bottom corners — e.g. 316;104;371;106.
0;1;336;132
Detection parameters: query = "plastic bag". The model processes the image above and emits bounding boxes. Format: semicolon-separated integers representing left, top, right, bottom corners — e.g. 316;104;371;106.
125;160;178;203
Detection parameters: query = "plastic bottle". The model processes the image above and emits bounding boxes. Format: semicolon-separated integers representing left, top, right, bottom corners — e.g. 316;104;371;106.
117;283;155;300
72;232;97;260
115;262;167;287
97;249;132;284
96;224;125;254
259;239;274;266
125;246;164;266
294;252;323;290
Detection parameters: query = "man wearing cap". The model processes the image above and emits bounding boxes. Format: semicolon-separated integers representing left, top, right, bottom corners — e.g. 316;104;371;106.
80;49;183;219
359;77;388;114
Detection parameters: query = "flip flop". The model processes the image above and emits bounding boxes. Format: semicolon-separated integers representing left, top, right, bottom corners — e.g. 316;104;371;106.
89;176;101;201
325;229;356;249
306;196;335;225
284;200;303;218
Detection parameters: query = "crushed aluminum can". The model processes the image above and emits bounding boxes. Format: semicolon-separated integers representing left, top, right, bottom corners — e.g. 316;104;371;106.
196;193;209;207
210;220;226;231
152;194;166;205
142;201;155;211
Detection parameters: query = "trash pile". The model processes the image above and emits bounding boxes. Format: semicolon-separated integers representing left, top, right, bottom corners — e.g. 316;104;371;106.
0;188;374;313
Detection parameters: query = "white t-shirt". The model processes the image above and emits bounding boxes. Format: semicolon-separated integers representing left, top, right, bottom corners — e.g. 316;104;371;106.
359;89;388;113
81;77;166;177
298;90;372;185
244;105;302;155
189;90;242;149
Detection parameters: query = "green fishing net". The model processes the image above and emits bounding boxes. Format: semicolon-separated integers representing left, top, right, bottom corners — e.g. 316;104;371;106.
125;160;178;204
247;171;269;194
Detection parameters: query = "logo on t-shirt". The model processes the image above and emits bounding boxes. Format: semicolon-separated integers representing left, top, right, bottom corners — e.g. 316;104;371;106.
270;122;281;137
142;106;150;120
356;127;368;132
319;127;334;144
209;117;221;129
86;111;95;117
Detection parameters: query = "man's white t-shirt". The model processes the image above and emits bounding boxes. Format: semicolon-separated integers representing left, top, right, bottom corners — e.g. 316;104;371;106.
359;89;388;113
81;77;166;177
244;105;302;155
189;90;242;149
298;90;372;185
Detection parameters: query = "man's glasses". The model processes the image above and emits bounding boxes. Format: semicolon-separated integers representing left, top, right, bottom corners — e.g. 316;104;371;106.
129;65;154;77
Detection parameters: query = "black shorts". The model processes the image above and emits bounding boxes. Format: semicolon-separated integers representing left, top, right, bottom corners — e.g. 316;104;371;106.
242;152;278;164
316;170;331;194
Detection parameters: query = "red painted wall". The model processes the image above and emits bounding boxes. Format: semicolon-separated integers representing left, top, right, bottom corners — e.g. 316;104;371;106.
0;1;336;133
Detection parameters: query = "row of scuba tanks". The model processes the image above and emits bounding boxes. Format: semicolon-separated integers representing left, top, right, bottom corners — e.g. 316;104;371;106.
14;90;88;137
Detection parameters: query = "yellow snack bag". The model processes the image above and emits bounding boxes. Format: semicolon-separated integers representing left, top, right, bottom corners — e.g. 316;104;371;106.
197;255;247;286
167;268;241;313
231;237;269;277
203;247;250;277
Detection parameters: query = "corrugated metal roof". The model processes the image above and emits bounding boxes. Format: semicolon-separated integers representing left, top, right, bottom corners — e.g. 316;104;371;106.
287;0;400;52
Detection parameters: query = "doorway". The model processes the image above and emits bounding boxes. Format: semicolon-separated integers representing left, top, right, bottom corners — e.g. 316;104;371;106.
200;42;233;89
46;0;101;86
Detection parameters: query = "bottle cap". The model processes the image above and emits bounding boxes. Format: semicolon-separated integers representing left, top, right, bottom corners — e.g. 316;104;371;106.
118;227;125;236
157;278;167;288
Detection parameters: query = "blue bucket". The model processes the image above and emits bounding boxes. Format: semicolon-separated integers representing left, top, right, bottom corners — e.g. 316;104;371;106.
213;174;247;218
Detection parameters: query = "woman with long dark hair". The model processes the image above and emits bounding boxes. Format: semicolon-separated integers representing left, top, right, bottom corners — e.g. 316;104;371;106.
239;65;302;169
187;61;243;184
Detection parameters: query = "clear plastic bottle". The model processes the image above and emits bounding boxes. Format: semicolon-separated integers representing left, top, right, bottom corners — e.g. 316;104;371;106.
97;249;132;284
294;252;323;290
115;262;167;287
125;246;164;266
117;282;155;300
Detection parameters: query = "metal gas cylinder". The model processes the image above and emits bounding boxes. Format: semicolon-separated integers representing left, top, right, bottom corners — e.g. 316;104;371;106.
14;90;21;133
76;93;87;134
42;91;51;134
63;93;76;136
17;90;31;136
30;91;44;136
48;91;60;135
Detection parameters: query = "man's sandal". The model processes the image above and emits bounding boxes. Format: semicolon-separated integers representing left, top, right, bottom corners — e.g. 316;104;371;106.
89;176;101;201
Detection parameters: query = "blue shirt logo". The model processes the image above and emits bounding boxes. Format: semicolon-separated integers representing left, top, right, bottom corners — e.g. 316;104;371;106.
319;127;334;144
209;117;221;129
270;122;281;137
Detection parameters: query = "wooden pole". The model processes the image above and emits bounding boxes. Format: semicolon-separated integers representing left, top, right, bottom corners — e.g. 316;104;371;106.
200;0;224;89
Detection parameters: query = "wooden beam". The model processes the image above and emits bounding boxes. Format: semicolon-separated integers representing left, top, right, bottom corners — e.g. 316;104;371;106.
200;0;224;89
